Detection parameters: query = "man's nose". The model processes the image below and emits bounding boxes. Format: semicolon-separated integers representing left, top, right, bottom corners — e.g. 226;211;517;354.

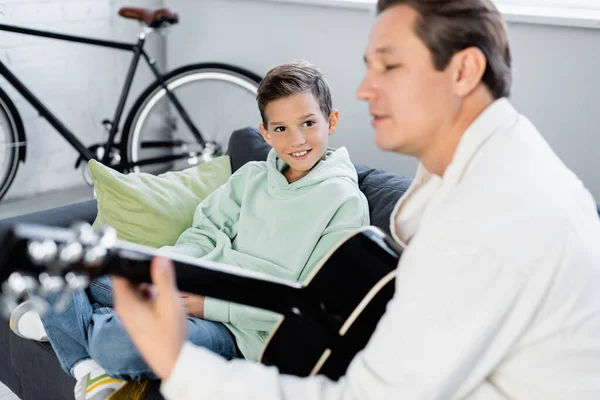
357;72;377;102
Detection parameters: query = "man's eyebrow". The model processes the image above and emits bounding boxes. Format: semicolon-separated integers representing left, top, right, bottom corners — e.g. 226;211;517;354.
364;46;395;64
375;45;395;55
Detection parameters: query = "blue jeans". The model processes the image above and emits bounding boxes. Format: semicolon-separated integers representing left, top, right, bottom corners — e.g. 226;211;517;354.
41;276;239;380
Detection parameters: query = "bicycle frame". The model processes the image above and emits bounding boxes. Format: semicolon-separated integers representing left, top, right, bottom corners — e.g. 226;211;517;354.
0;23;206;170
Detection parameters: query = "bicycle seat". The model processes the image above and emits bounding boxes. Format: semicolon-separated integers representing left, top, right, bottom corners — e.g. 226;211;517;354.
118;7;179;28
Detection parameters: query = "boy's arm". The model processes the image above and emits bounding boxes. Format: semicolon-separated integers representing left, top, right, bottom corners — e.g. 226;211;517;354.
160;170;247;323
158;170;246;259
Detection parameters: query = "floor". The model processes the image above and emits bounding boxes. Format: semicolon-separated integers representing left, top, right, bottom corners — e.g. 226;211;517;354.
0;185;95;220
0;382;18;400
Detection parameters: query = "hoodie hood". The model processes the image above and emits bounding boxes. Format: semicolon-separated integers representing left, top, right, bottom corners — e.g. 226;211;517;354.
266;147;358;192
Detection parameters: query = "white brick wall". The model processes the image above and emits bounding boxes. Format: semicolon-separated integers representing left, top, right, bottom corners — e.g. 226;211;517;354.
0;0;166;200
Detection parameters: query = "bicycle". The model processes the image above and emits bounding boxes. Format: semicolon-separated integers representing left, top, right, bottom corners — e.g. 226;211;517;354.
0;6;263;202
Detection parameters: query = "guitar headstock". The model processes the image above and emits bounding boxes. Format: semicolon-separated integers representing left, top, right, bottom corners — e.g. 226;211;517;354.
0;222;117;319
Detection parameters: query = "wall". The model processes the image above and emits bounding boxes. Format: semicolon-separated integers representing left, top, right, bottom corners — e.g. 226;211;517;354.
0;0;165;200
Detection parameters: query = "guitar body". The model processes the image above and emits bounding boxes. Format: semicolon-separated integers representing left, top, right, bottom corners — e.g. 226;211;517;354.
261;228;401;380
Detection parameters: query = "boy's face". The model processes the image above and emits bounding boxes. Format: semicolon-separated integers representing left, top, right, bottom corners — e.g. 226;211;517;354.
259;92;339;182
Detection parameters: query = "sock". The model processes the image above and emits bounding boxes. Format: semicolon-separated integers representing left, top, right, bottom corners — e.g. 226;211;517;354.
17;309;48;341
72;359;103;381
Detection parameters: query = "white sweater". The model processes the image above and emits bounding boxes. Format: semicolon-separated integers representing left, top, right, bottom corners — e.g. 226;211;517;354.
161;99;600;400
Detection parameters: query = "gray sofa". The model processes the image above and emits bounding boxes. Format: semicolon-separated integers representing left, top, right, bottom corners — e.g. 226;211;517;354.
0;127;413;399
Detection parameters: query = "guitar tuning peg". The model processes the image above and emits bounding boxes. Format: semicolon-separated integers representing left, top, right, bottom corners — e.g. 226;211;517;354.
54;272;89;314
31;272;63;317
65;272;90;291
98;226;117;249
28;294;51;317
28;240;58;265
1;272;38;300
38;272;65;296
71;222;96;246
82;226;115;270
0;272;48;317
83;245;108;268
58;241;84;265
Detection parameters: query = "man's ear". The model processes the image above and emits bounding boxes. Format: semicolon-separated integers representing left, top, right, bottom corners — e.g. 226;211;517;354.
259;124;273;146
328;110;340;135
451;47;488;97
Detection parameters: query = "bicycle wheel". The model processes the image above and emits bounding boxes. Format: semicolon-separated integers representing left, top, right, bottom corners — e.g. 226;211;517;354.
0;87;23;202
121;63;262;174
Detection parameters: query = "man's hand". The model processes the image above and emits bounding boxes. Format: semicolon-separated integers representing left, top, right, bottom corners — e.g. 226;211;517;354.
180;292;205;318
112;256;187;380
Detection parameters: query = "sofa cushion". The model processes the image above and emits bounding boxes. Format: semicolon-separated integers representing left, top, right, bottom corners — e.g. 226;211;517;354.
226;126;271;173
5;325;166;400
355;164;412;235
225;126;412;234
0;199;98;241
0;321;22;398
8;331;75;400
89;156;231;248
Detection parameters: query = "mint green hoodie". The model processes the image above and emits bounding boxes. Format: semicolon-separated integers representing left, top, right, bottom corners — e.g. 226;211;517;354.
159;147;369;361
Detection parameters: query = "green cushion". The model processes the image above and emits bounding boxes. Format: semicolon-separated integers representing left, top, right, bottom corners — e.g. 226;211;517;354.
89;156;231;248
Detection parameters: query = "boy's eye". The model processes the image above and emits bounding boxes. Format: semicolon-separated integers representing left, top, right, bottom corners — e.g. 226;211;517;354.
384;64;401;71
303;120;315;127
274;126;285;133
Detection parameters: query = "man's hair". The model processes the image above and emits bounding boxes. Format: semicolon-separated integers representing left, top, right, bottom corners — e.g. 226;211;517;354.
257;60;333;125
377;0;512;99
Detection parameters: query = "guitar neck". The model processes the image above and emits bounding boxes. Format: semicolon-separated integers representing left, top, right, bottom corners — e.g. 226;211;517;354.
106;241;307;316
0;223;321;321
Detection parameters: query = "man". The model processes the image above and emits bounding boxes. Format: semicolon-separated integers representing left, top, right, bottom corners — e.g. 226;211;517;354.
112;1;600;399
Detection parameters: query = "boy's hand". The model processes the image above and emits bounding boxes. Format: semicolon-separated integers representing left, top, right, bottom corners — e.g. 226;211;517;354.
112;256;187;380
180;292;205;319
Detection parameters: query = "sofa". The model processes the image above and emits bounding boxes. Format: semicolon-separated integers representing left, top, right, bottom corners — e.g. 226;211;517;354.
0;127;413;399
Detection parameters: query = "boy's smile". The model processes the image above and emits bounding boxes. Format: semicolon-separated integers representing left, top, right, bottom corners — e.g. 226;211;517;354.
289;149;311;160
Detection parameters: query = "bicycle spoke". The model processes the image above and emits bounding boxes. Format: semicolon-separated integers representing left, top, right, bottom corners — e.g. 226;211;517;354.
124;66;261;174
0;141;26;147
215;91;253;143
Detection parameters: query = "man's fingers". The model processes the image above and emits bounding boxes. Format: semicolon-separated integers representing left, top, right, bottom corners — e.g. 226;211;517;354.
112;276;150;318
181;295;192;311
151;256;179;296
139;283;157;301
112;275;137;307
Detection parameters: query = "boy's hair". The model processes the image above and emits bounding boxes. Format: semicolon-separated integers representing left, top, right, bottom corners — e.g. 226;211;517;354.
257;60;333;126
377;0;512;99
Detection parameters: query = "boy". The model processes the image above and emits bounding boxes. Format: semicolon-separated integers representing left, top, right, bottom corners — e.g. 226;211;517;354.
11;60;369;400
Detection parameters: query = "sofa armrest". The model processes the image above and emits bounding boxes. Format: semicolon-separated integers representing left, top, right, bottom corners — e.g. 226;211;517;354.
0;200;98;238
